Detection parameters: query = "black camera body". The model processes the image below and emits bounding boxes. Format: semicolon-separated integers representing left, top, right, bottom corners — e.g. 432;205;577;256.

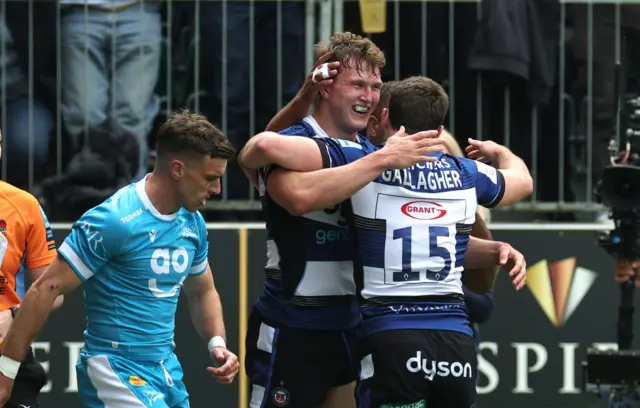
584;88;640;405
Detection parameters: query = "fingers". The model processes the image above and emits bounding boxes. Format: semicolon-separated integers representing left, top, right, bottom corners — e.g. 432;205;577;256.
312;66;338;84
415;140;445;157
207;354;240;385
313;51;333;68
206;365;239;385
408;129;440;141
391;126;406;138
311;62;339;85
507;251;527;291
498;245;509;266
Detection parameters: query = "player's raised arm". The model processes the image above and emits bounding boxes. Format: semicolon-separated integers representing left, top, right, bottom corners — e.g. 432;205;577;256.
465;138;533;206
265;52;339;132
267;128;444;216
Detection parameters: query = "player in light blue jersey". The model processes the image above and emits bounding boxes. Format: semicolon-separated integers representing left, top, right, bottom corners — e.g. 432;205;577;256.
0;110;240;408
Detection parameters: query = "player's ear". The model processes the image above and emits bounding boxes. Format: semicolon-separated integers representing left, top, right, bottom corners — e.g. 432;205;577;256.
380;108;389;129
169;159;186;180
319;86;331;99
367;115;379;138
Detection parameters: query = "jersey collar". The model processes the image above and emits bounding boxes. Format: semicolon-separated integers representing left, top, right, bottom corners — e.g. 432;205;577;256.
135;174;178;222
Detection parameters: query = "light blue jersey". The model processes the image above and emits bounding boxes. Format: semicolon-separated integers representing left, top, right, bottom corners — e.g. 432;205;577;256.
59;176;208;407
59;176;209;361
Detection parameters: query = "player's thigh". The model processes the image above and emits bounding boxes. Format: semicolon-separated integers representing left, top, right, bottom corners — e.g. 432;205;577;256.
76;351;170;408
245;312;355;408
161;353;190;408
427;331;477;408
320;381;356;408
356;330;431;408
321;328;360;408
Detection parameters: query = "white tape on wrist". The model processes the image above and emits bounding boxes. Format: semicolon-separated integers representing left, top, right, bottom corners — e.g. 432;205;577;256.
207;336;226;352
0;355;21;380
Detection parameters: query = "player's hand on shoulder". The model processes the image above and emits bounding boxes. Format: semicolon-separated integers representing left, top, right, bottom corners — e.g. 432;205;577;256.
0;372;14;406
465;138;507;165
497;242;527;291
382;126;445;168
299;52;340;102
207;347;239;385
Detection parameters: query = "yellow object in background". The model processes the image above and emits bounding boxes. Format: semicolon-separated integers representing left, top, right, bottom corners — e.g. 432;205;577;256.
359;0;387;33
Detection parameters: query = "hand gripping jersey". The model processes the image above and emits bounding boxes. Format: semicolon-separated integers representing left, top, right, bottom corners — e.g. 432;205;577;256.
318;138;506;337
58;176;210;361
254;116;371;330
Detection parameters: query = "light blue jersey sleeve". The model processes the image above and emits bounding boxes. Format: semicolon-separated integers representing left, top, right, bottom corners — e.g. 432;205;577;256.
189;212;209;277
58;205;127;282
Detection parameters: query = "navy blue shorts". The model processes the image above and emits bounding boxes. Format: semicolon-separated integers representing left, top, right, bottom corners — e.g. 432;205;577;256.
245;308;359;408
356;329;477;408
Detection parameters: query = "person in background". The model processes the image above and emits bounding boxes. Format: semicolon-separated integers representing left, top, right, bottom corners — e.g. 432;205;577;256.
0;127;62;408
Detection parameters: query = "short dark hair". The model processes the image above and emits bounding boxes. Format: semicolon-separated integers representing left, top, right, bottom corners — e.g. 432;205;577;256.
156;109;236;162
387;76;449;134
373;80;399;116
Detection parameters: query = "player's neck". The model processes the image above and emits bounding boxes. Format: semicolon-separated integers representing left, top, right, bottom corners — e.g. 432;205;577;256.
145;172;180;215
312;109;357;142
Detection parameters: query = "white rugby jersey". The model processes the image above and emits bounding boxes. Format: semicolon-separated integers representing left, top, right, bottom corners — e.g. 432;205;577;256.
317;138;506;336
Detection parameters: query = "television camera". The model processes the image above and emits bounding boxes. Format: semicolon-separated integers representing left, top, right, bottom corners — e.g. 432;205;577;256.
584;64;640;407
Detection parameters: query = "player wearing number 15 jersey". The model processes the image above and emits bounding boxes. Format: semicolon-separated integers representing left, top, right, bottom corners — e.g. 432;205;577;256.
319;137;505;408
0;110;241;408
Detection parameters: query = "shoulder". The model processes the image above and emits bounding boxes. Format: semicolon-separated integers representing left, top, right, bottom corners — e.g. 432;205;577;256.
436;153;473;171
77;184;139;234
0;181;40;210
0;181;47;227
189;210;208;234
278;122;315;137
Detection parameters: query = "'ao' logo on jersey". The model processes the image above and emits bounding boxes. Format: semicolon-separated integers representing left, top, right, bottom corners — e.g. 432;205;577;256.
400;201;446;221
149;247;189;298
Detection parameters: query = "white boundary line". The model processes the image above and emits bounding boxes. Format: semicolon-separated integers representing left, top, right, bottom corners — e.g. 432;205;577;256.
49;222;612;232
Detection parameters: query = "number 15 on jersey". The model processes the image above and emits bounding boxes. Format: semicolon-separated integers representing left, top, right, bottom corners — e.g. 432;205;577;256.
385;225;455;284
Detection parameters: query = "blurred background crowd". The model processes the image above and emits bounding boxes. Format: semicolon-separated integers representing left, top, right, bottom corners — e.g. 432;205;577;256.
1;0;639;224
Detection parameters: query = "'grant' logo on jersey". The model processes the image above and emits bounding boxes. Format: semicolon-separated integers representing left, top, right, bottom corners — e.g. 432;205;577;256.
400;201;447;221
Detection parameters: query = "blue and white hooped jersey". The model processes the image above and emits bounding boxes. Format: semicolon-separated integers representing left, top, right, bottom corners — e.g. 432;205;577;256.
58;175;210;361
318;138;506;337
254;116;374;331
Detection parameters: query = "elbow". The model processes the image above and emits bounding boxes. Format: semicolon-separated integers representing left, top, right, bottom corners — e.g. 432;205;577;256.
52;295;64;311
474;303;495;324
281;189;314;216
239;133;274;169
284;196;313;216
